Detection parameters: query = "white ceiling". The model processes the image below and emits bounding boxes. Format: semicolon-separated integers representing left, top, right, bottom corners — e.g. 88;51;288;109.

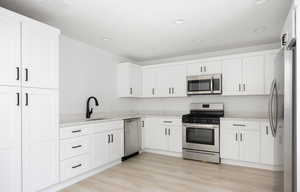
0;0;292;61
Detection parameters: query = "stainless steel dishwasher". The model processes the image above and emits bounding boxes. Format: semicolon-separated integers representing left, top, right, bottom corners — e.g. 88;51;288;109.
122;118;141;161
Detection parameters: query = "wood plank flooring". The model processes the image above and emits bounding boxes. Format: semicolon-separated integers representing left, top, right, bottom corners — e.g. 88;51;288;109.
61;153;282;192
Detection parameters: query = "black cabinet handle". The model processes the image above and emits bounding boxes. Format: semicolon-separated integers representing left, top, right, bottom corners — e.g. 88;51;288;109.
25;93;28;106
72;130;81;133
72;164;82;169
111;134;114;143
168;128;170;136
16;92;20;106
72;145;82;149
141;121;144;127
163;121;173;123
25;68;28;81
233;124;246;127
16;67;20;80
108;134;110;143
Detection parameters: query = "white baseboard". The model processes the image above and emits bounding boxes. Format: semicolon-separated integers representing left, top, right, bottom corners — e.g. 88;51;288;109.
42;160;121;192
221;158;283;171
142;148;182;158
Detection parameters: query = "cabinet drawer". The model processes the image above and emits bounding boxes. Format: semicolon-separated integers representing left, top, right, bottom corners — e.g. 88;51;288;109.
60;154;89;181
60;125;89;139
221;120;260;132
60;136;89;160
160;118;181;126
93;120;124;133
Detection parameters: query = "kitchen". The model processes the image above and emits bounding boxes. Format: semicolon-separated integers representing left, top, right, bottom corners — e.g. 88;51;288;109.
0;0;297;192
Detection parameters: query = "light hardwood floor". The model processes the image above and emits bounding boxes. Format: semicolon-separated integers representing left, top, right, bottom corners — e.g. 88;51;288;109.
61;153;282;192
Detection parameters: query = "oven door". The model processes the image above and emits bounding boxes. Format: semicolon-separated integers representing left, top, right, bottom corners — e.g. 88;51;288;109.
183;123;219;152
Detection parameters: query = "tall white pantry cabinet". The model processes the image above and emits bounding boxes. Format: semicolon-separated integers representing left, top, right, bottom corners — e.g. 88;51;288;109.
0;7;60;192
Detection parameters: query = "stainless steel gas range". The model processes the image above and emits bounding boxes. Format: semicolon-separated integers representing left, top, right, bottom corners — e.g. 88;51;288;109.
182;103;224;163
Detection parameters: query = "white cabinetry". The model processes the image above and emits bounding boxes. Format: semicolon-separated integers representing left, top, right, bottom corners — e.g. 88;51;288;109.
260;120;283;165
221;118;283;170
220;120;260;163
0;7;60;192
222;54;265;95
142;117;182;154
0;87;21;192
22;88;59;192
187;59;221;76
143;64;186;97
0;16;21;86
117;62;142;97
22;22;59;89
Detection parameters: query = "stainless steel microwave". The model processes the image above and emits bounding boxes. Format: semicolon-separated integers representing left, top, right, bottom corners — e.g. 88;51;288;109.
187;74;222;95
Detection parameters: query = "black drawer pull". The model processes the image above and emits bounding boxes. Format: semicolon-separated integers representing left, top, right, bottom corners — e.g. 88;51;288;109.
72;164;82;169
72;130;82;133
163;121;173;123
72;145;82;149
232;124;246;127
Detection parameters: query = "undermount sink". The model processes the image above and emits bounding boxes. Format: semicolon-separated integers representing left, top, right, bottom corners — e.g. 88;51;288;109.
86;117;108;121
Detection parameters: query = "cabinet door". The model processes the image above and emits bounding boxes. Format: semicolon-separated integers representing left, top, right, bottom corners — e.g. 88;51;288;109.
22;88;59;192
242;55;265;95
171;64;186;97
92;132;109;168
222;58;243;95
260;121;275;165
0;87;21;192
168;126;182;153
202;60;222;75
109;129;124;162
142;68;157;97
131;64;142;97
220;125;239;160
22;22;59;89
143;118;155;149
0;16;21;86
239;129;260;163
157;66;172;97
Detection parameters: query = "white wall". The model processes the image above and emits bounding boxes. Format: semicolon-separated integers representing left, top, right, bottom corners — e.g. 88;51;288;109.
59;35;136;117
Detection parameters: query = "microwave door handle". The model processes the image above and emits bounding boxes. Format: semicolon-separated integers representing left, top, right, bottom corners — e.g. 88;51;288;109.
210;77;213;93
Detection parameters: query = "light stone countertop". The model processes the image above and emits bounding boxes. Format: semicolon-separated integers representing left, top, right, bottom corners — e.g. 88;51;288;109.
221;112;269;121
59;111;187;128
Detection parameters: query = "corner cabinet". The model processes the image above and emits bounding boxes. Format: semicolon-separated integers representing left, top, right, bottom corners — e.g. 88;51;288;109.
117;62;142;97
0;7;60;192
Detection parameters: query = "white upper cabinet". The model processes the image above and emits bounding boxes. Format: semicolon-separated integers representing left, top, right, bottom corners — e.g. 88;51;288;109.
222;54;265;95
142;67;158;97
242;55;265;95
0;16;21;86
222;58;243;95
117;62;142;97
187;59;221;76
22;88;59;192
22;21;59;89
0;86;22;192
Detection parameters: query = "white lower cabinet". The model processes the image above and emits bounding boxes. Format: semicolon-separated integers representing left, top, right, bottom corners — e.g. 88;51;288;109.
60;154;90;181
0;86;22;192
260;120;283;165
60;121;124;182
142;117;182;153
221;118;283;169
221;120;260;163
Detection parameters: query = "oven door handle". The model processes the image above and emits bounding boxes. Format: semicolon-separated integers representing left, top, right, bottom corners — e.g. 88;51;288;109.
183;123;219;129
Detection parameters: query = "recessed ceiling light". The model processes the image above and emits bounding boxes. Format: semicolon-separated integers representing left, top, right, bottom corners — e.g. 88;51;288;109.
103;38;110;41
255;0;270;5
253;26;267;33
175;19;185;24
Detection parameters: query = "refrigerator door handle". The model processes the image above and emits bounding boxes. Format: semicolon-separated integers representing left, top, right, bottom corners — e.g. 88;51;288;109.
268;80;276;137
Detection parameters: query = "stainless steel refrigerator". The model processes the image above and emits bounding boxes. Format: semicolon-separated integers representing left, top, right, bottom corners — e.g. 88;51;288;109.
280;4;297;192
